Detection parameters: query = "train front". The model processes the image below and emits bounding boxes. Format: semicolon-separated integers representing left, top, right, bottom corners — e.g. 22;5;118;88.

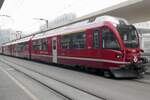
112;23;148;78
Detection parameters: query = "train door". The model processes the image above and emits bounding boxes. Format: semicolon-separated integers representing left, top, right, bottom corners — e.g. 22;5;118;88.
52;37;57;63
91;29;102;67
100;27;123;68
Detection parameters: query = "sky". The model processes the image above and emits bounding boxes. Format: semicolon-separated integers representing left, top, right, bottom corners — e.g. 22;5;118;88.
0;0;127;34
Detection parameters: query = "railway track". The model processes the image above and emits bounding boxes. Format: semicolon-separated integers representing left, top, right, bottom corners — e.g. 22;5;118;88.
0;57;106;100
2;56;150;100
0;58;72;100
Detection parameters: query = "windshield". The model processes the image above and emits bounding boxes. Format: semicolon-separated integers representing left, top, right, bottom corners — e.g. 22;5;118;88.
117;25;139;48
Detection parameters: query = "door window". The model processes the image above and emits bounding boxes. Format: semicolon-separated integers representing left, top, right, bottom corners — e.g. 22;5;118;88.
53;40;56;50
93;30;100;48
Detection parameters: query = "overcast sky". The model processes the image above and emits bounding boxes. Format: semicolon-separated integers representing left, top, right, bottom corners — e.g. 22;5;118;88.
0;0;127;33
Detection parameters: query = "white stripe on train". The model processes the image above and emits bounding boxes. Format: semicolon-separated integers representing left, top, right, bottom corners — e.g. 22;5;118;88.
30;54;130;64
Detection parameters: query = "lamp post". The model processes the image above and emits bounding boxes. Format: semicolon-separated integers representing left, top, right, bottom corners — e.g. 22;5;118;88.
33;18;48;29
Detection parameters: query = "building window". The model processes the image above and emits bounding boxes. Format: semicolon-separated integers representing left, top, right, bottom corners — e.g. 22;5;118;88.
93;30;100;48
102;27;120;50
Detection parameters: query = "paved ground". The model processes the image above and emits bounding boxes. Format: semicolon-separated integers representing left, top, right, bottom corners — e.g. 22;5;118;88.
0;58;70;100
2;55;150;100
0;63;33;100
1;55;150;100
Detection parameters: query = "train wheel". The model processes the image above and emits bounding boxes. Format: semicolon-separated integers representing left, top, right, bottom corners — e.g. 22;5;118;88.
137;72;145;79
103;70;113;78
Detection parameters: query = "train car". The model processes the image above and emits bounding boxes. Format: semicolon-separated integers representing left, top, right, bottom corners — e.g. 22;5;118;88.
2;15;148;78
28;15;148;78
3;40;19;56
2;35;33;59
14;36;33;59
3;43;11;55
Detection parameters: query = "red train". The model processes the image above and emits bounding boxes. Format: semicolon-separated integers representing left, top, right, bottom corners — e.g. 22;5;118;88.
1;15;148;78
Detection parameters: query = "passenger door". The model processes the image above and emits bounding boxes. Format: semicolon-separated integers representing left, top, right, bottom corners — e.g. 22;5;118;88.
52;37;57;63
100;27;123;68
91;29;102;58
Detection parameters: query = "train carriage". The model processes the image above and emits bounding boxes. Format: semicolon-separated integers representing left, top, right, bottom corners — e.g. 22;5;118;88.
15;36;33;59
3;35;33;59
3;42;12;55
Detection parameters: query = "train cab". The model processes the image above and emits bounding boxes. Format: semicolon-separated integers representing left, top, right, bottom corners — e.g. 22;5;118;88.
101;16;149;78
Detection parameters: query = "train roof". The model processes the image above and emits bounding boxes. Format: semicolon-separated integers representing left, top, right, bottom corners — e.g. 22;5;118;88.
32;15;129;40
3;15;129;46
3;35;33;46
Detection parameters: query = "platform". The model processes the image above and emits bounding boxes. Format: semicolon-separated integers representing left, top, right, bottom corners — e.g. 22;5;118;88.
0;62;33;100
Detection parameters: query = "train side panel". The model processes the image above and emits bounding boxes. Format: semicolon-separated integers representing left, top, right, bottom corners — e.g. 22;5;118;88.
31;37;52;63
15;41;31;59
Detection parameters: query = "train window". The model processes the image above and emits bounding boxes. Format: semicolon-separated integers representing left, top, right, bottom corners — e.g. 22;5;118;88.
117;25;139;48
102;27;120;50
61;32;86;49
16;42;27;52
61;35;70;49
41;39;48;51
93;30;100;48
32;40;42;50
52;40;56;50
71;32;86;49
32;39;48;51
